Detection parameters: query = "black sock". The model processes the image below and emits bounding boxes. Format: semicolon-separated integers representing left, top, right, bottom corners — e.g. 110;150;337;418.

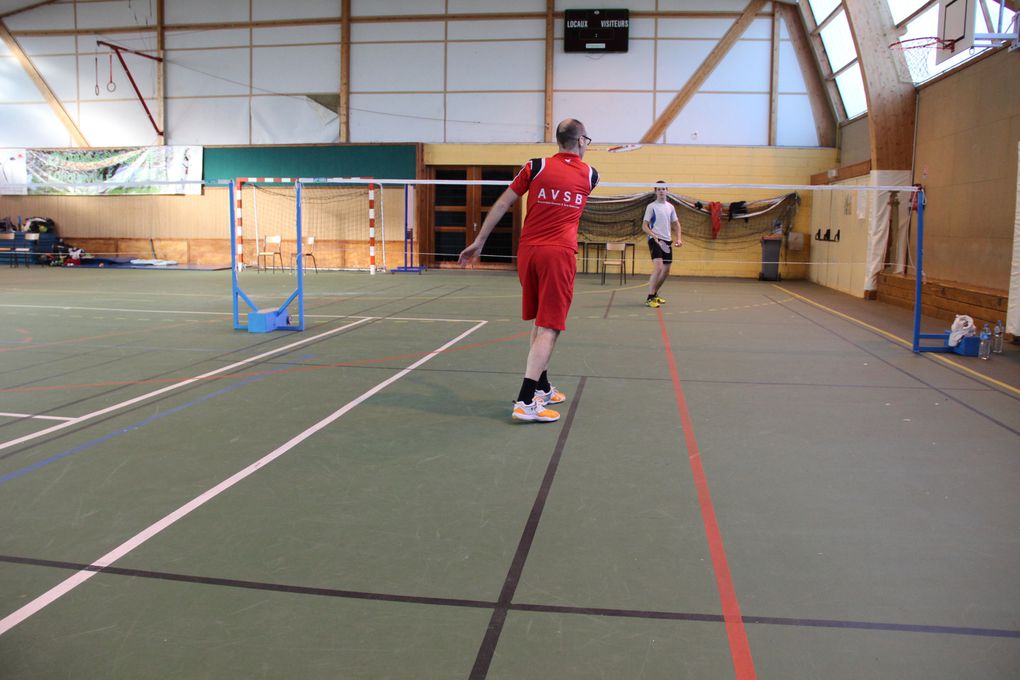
537;371;551;393
517;378;538;404
647;293;655;300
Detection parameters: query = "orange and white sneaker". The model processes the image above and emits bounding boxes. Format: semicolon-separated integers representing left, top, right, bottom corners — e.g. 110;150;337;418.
512;400;560;423
534;386;566;405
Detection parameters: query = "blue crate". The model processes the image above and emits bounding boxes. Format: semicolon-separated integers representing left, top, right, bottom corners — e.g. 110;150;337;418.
948;334;980;356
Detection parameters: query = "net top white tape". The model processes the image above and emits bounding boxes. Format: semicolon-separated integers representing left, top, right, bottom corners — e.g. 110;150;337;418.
4;178;921;193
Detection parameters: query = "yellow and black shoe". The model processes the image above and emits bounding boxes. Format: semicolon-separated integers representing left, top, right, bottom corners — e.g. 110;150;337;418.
645;298;661;308
653;295;667;304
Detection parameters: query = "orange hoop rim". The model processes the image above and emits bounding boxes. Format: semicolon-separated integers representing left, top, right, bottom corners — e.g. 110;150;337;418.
889;36;956;51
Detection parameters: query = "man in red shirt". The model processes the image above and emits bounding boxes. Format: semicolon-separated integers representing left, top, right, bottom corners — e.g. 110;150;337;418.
458;119;599;423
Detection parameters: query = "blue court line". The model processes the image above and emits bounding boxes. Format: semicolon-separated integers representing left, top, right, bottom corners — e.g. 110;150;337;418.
0;355;314;486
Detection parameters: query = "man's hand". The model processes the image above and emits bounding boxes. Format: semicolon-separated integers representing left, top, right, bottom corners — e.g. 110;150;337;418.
458;241;483;267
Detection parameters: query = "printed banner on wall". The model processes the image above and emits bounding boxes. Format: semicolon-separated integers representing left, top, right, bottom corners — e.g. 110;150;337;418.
0;149;28;195
0;146;203;195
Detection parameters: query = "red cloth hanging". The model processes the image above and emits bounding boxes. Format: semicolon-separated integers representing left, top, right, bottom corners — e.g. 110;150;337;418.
709;202;723;239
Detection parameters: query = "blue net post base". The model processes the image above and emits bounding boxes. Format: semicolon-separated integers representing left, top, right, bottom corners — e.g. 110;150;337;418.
915;331;980;356
248;308;289;333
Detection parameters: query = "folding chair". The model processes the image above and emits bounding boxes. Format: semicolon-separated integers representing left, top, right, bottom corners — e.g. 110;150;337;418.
13;232;39;267
290;236;318;273
600;242;627;285
0;232;14;267
257;235;284;272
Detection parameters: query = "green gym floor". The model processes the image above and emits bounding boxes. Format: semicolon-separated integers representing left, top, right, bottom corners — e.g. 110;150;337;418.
0;267;1018;679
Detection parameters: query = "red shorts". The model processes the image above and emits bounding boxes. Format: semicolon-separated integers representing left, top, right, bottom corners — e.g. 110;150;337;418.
517;245;576;331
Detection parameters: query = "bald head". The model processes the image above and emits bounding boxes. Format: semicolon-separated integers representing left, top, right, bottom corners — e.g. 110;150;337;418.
555;119;589;157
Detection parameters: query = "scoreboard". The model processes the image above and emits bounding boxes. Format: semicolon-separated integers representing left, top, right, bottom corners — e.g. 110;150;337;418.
564;9;630;53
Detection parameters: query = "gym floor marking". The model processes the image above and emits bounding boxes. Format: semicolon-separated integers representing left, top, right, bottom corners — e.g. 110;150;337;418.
0;320;487;636
774;285;1020;398
0;412;75;422
0;317;374;453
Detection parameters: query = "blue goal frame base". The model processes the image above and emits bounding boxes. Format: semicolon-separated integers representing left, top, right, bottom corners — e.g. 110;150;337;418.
228;180;306;333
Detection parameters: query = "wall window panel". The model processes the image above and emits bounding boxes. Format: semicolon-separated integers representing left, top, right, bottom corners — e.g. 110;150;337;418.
447;42;544;91
553;91;654;144
351;43;444;91
167;97;251;145
252;45;341;93
350;93;445;142
446;92;544;142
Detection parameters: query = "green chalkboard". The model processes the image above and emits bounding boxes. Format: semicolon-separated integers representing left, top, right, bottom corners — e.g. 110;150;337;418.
203;144;418;182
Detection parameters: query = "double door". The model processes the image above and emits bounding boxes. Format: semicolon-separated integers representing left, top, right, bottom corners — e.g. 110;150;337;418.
428;166;519;268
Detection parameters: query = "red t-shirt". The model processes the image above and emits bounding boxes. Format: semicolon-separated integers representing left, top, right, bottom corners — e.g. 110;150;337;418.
509;152;599;251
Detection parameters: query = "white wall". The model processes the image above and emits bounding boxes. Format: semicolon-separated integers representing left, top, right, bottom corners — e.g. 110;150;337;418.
0;0;823;148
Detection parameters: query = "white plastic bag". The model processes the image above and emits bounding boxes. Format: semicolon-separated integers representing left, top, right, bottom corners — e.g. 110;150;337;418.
948;314;976;347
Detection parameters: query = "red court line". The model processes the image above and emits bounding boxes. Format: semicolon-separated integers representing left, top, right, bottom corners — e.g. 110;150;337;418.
0;330;531;393
0;319;215;354
657;310;756;680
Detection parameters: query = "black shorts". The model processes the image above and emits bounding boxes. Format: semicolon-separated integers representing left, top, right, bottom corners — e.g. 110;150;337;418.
648;238;673;264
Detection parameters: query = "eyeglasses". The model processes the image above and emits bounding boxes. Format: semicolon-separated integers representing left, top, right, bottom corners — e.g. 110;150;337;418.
578;135;592;146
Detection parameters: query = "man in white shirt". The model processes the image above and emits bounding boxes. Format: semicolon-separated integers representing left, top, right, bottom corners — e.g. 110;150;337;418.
641;181;682;308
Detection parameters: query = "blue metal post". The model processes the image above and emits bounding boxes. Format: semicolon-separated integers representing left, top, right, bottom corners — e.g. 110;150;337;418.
296;181;304;329
228;180;241;330
911;188;925;352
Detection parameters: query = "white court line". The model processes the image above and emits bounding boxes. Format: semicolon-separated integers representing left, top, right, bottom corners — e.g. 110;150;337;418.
0;319;487;636
0;412;76;422
0;317;375;454
0;303;230;316
0;304;484;324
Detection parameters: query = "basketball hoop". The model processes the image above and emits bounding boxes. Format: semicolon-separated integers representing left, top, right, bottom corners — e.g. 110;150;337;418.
889;37;956;82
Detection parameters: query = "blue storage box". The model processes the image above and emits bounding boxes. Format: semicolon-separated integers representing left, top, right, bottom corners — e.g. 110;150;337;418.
948;334;980;356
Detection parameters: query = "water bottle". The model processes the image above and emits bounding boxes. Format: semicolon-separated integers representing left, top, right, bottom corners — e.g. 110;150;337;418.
978;324;991;360
992;320;1004;354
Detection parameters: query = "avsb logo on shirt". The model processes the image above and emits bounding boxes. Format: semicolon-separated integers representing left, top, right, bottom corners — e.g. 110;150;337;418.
536;187;584;206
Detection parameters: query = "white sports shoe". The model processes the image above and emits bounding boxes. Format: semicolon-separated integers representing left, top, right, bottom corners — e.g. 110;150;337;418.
533;386;566;405
511;400;560;422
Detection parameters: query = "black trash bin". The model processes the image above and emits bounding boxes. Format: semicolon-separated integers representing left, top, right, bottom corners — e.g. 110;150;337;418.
759;234;782;281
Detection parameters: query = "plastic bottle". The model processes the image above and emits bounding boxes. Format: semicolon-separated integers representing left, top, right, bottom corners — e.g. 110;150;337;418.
992;320;1004;354
978;324;991;360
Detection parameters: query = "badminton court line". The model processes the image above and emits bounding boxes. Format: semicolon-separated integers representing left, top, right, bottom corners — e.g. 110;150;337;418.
0;320;487;637
0;412;75;422
0;303;485;324
773;285;1020;398
0;317;375;454
657;309;757;680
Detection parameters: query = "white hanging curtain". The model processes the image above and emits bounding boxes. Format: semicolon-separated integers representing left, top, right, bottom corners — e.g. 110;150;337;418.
864;170;911;291
1007;142;1020;336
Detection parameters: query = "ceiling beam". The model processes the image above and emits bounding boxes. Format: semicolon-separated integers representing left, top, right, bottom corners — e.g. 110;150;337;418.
340;0;350;142
0;19;88;146
640;0;768;144
775;4;836;146
544;0;554;143
155;0;165;144
0;0;57;20
769;11;780;146
843;0;916;170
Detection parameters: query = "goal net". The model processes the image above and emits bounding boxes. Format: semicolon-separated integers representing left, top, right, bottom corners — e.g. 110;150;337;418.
240;180;384;272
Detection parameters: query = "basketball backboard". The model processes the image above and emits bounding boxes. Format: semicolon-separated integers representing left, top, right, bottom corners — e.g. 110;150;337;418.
936;0;975;64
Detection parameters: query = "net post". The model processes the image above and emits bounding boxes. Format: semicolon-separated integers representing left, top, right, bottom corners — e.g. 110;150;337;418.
295;180;305;329
368;179;377;275
234;178;246;271
393;182;425;273
912;188;926;352
229;180;243;329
